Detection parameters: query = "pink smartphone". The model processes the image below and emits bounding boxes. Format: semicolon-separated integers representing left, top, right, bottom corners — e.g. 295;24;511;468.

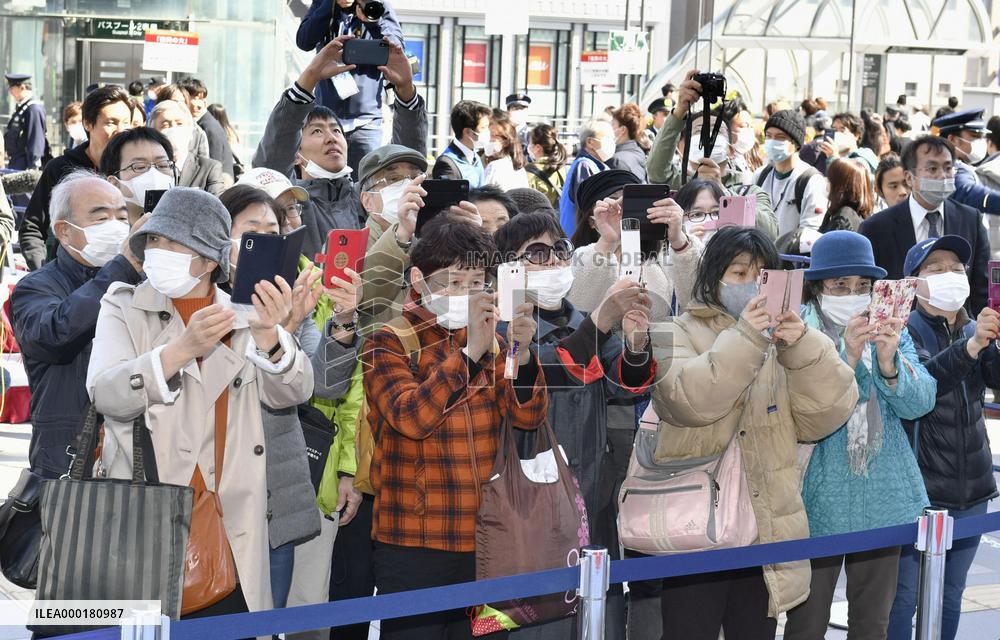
759;269;804;328
718;195;757;229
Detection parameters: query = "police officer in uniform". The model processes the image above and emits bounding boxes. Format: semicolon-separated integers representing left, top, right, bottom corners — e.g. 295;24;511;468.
4;73;47;171
505;92;532;152
933;108;1000;253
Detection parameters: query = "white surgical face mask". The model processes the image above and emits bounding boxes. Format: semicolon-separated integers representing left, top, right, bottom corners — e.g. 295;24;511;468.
597;136;616;162
424;292;470;330
304;160;352;181
689;133;730;167
967;138;987;165
764;139;792;164
526;265;574;310
67;123;87;144
372;178;410;225
117;167;175;209
161;126;193;164
819;293;871;327
509;110;527;127
143;248;208;299
914;176;956;208
917;272;969;312
732;128;756;155
65;219;130;267
834;131;856;151
484;141;502;158
474;127;491;150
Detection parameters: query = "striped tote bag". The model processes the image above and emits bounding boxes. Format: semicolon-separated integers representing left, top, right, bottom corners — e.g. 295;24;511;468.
31;407;193;635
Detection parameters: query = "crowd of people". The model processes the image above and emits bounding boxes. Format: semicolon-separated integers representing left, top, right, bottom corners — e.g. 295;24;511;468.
3;2;1000;639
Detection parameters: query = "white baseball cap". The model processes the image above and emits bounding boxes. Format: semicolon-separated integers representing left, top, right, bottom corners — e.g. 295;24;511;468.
237;167;309;203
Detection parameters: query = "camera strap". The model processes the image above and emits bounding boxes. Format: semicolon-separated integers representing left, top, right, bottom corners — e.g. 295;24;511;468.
680;94;727;185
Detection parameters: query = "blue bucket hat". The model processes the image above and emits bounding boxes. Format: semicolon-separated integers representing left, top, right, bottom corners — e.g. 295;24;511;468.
804;231;887;281
903;235;972;277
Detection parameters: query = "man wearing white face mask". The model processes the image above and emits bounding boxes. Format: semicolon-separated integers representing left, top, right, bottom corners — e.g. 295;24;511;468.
860;135;989;314
559;119;616;236
149;100;225;197
934;108;1000;218
98;126;178;224
254;35;428;260
431;100;491;188
9;169;143;479
887;235;1000;640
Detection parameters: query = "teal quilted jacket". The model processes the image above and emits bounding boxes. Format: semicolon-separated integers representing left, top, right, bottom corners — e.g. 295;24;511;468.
800;302;935;536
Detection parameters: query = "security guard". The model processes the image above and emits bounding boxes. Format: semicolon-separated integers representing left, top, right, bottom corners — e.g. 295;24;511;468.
505;92;531;151
4;73;48;170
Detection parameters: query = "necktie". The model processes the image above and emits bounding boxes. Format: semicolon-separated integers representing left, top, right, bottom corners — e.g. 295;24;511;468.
926;210;942;239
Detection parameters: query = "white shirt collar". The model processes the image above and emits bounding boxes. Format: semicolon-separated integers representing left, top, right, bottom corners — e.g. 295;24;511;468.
452;138;476;163
909;194;944;241
15;94;32;108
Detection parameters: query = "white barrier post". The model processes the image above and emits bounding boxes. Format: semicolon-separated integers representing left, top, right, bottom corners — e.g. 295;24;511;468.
915;508;953;640
120;612;169;640
578;545;609;640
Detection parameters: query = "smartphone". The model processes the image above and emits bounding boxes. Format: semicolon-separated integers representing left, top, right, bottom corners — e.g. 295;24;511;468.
497;261;526;322
231;226;307;305
415;179;470;236
619;218;642;282
316;228;370;289
715;195;757;230
144;189;167;213
343;39;390;67
622;184;675;250
989;261;1000;313
758;269;804;328
868;279;918;329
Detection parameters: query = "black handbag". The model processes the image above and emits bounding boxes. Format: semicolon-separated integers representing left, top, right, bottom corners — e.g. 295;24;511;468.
31;406;194;634
297;403;338;491
0;467;43;588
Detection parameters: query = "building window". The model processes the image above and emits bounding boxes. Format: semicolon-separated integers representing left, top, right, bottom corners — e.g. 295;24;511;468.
905;82;917;97
512;28;569;121
937;82;951;96
402;22;438;110
453;25;501;106
583;30;622;119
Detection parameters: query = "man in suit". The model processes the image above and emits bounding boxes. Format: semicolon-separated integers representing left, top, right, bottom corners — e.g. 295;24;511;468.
148;100;225;196
860;134;989;314
177;77;235;183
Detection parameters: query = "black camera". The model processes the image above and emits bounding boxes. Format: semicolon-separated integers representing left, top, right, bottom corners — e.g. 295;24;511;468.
362;0;385;20
693;72;726;102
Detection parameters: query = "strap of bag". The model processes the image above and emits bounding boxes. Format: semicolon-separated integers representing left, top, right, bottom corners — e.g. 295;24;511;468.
755;165;773;188
67;405;100;481
384;316;421;372
525;164;558;192
791;167;819;210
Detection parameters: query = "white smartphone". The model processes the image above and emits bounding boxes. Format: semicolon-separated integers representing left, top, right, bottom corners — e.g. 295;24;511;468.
498;261;526;322
620;218;642;283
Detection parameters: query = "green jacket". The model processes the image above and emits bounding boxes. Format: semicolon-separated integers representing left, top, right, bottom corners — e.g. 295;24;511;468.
646;113;778;240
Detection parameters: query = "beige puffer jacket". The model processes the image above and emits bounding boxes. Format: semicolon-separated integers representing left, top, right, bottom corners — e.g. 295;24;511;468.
652;303;859;616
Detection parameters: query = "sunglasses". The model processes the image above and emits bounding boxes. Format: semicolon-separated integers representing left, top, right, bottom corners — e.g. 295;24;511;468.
518;239;574;265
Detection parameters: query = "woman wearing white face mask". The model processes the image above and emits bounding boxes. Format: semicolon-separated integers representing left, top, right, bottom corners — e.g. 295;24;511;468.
483;117;529;191
525;124;569;209
606;103;648;182
784;231;935;640
493;212;655;639
87;187;314;619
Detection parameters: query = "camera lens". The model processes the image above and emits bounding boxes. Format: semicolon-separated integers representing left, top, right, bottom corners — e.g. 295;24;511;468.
363;0;385;20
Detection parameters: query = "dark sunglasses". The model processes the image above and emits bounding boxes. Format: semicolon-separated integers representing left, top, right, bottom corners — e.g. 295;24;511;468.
518;239;574;265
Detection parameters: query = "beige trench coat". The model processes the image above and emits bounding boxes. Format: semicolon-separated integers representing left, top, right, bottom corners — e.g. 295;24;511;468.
86;280;314;615
652;304;859;616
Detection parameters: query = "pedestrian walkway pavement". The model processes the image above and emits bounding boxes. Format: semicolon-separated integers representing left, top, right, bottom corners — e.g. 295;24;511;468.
3;419;1000;639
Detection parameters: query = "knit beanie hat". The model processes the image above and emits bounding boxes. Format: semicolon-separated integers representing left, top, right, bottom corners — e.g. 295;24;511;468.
765;109;807;149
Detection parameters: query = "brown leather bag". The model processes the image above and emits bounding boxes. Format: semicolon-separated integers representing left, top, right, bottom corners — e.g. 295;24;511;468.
474;419;590;629
180;399;236;615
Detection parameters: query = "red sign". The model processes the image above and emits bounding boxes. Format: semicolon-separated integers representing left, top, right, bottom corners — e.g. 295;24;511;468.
527;45;552;89
463;42;488;85
144;30;199;46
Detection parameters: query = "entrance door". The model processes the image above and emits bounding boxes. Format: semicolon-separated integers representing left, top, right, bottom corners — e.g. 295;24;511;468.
80;40;164;93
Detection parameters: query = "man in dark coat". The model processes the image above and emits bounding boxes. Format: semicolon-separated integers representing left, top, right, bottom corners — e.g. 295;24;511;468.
178;77;235;181
10;171;142;478
859;135;989;314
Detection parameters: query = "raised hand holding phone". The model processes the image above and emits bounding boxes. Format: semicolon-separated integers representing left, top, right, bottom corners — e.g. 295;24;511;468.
498;261;527;378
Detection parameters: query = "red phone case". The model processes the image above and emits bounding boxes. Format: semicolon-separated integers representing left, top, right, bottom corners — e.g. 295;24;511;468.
315;228;370;288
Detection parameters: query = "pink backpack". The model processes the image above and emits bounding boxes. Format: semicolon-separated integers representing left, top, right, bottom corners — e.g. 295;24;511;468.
618;404;758;554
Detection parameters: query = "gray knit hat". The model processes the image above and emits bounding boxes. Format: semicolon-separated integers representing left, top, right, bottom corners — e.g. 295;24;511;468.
130;187;233;283
507;187;555;216
765;109;807;149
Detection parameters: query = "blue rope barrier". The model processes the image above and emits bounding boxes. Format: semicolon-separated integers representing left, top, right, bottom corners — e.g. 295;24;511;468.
779;253;811;265
52;509;1000;640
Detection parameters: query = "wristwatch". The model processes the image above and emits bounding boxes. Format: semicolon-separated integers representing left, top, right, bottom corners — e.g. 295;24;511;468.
330;311;360;334
256;340;282;360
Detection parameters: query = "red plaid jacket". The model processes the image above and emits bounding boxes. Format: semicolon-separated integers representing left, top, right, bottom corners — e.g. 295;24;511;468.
362;297;548;552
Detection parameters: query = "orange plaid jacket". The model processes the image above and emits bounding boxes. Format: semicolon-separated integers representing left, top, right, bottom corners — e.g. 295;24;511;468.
362;298;548;553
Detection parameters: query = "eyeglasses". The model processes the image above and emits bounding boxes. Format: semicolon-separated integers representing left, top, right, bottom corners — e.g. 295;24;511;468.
425;274;489;295
822;280;873;296
370;173;423;190
115;160;176;178
684;209;719;224
518;239;574;265
284;203;304;219
920;264;967;276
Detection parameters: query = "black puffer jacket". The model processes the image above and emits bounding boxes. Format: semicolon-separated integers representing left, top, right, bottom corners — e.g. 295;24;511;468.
904;306;1000;510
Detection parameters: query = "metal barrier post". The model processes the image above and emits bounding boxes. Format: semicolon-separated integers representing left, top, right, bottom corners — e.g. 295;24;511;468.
120;612;169;640
578;545;609;640
915;509;953;640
